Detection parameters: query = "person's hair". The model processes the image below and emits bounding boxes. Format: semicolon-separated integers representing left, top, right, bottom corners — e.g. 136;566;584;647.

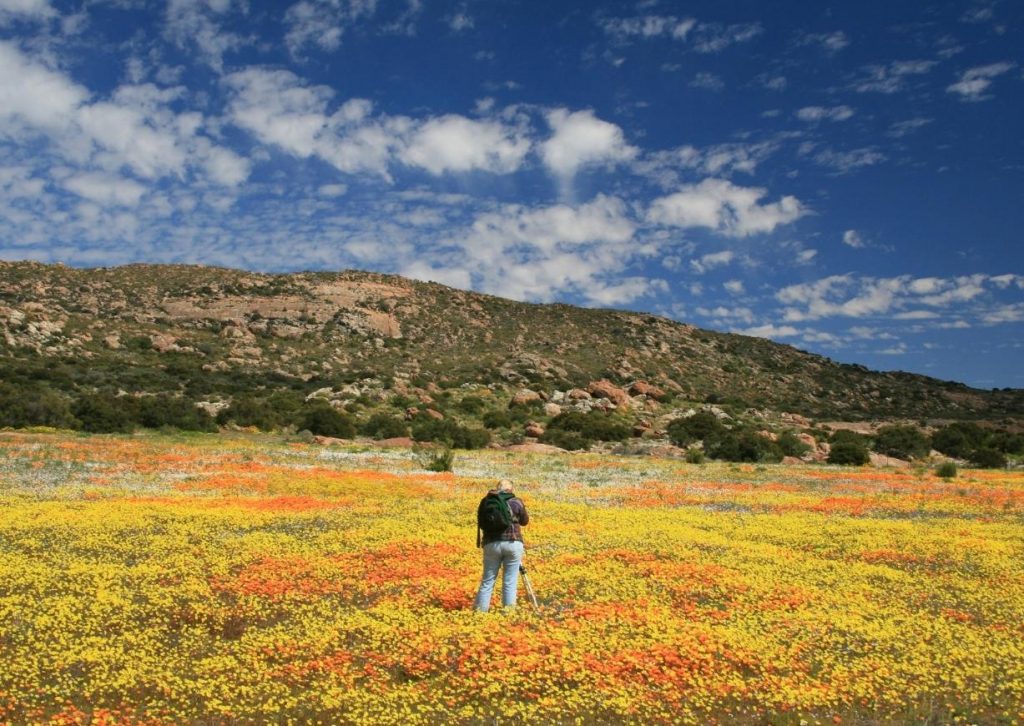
497;479;514;492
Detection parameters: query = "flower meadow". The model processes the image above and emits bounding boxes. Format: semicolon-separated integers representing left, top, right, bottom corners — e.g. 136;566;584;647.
1;431;1023;725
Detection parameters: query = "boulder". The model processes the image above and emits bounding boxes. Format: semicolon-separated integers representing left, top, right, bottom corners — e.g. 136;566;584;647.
424;408;444;420
542;402;562;417
149;333;178;353
525;421;545;438
566;389;592;400
404;407;419;420
102;334;121;350
587;379;631;408
628;381;667;400
509;389;542;407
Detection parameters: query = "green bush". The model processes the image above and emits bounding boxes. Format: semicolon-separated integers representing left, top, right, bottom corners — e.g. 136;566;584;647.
359;412;409;439
72;392;135;433
0;383;78;429
685;447;705;464
666;411;724;447
455;396;486;414
931;422;985;458
411;418;491;449
705;430;782;463
777;431;811;458
873;425;930;460
136;395;216;432
935;461;957;479
481;410;514;430
968;448;1007;469
545;411;631;443
216;396;282;431
300;404;356;438
827;440;870;466
423;447;454;472
538;428;590;451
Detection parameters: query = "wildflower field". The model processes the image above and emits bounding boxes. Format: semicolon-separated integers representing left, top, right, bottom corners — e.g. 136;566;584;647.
1;431;1023;725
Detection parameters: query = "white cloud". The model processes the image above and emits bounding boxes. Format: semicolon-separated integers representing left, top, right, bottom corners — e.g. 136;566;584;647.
448;12;473;32
164;0;247;72
690;250;734;274
842;230;864;248
887;117;932;138
799;31;849;53
739;324;799;338
406;194;666;305
0;42;248;196
796;105;854;122
599;15;696;41
62;172;146;207
692;22;762;53
0;0;55;22
813;147;886;173
778;274;1013;323
877;343;908;355
796;249;817;264
647;178;806;237
637;140;780;187
689;72;724;91
947;62;1016;101
540;109;638;188
724;279;745;295
982;303;1024;324
698;305;754;324
318;183;348;197
400;115;530;175
853;60;937;94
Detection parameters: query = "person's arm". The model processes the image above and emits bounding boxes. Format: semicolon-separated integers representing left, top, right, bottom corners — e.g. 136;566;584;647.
512;497;529;526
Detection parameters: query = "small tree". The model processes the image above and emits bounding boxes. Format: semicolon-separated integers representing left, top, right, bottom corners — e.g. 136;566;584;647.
828;440;870;466
667;411;724;447
301;404;356;438
935;461;957;479
873;424;930;461
968;448;1007;469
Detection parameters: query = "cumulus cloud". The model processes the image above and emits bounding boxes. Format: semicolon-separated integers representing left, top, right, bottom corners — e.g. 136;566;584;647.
947;62;1016;101
777;274;1007;322
600;15;696;41
223;68;531;179
400;115;530;175
853;60;937;94
540;109;638;189
689;72;724;91
164;0;248;72
692;22;762;53
0;0;56;22
796;105;854;122
739;324;799;338
0;41;249;197
62;172;146;207
723;279;745;294
647;178;806;237
799;31;849;53
812;147;886;174
887;117;932;138
402;194;665;305
842;230;864;248
690;250;734;274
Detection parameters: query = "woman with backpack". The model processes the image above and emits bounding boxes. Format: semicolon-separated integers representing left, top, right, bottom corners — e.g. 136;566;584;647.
473;479;529;612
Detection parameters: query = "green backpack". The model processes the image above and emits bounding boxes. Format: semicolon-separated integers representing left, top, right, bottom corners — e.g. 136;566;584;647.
477;491;516;546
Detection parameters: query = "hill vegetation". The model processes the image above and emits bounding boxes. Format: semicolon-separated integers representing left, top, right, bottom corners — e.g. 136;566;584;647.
1;261;1021;464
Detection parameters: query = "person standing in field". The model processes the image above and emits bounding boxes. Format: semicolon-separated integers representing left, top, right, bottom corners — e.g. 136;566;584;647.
474;479;529;612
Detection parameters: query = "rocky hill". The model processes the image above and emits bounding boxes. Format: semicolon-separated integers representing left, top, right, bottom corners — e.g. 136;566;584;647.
1;261;1022;424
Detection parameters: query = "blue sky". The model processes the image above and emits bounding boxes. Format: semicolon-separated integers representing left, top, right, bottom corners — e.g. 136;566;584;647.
1;0;1022;388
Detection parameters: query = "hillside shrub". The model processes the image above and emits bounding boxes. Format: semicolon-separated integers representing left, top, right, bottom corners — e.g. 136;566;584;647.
705;430;782;463
0;383;78;429
359;413;409;439
423;447;454;472
481;410;514;430
411;418;491;449
685;447;705;464
543;411;631;444
667;411;724;447
872;425;930;460
778;431;811;458
216;396;282;431
968;448;1007;469
827;440;870;466
931;422;985;458
538;428;590;451
935;461;957;479
300;404;356;439
136;395;216;432
72;392;134;433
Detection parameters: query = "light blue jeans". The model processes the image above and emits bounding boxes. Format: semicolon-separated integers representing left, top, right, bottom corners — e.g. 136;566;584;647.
473;540;524;612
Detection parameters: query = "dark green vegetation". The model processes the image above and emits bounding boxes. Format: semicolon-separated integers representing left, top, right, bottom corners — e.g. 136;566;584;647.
0;261;1022;465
